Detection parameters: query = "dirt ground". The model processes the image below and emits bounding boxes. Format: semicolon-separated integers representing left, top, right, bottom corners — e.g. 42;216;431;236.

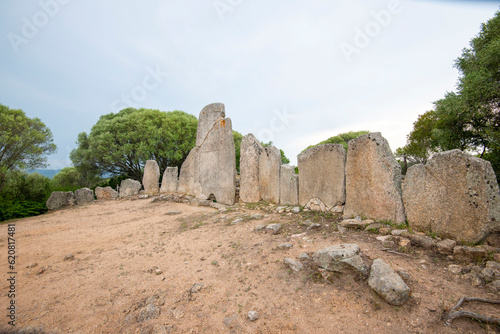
0;197;499;334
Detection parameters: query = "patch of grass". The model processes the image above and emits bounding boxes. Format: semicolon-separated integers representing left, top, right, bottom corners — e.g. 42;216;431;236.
245;202;260;209
211;260;218;266
191;221;205;229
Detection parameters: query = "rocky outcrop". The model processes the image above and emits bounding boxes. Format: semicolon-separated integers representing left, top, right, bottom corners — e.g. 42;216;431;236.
312;243;368;276
74;188;94;205
259;145;280;203
240;134;264;203
142;160;160;194
46;191;75;210
95;186;118;200
298;144;346;211
160;167;178;193
344;132;405;223
279;165;299;206
119;179;142;198
403;150;500;244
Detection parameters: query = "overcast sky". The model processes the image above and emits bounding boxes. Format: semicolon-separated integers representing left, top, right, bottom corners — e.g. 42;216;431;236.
1;0;499;168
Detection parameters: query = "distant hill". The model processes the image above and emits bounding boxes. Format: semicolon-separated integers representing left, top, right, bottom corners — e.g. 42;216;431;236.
27;169;61;179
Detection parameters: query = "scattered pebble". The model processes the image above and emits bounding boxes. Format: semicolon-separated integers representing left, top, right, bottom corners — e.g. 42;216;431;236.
248;310;259;321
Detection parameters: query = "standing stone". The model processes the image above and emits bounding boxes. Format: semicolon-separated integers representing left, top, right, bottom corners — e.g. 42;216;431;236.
119;179;142;197
196;103;225;147
197;112;236;205
240;134;264;203
75;188;94;205
160;167;178;193
368;259;410;306
46;191;75;210
298;144;346;211
178;103;236;205
95;186;118;200
177;147;198;195
344;132;405;223
142;160;160;194
403;150;500;244
280;165;299;206
259;145;280;203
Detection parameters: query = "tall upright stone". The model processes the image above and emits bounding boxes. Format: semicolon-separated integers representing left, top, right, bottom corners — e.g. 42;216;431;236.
160;167;178;193
240;134;264;203
298;144;346;211
178;103;236;205
403;150;500;244
142;160;160;194
177;148;198;195
344;132;405;223
259;145;280;203
280;165;299;205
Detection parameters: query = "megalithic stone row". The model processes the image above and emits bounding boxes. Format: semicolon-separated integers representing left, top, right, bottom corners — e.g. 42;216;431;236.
298;144;346;211
403;149;500;244
344;132;405;223
259;145;281;204
142;160;160;194
160;167;178;193
240;134;264;203
178;103;236;205
280;165;299;206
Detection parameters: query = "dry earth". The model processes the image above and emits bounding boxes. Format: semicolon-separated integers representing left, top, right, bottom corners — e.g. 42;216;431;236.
0;197;499;334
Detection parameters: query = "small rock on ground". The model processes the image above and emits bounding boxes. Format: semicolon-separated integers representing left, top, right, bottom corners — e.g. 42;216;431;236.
278;243;293;249
248;310;259;321
368;258;410;306
230;218;243;225
266;223;281;234
284;258;303;272
166;210;182;215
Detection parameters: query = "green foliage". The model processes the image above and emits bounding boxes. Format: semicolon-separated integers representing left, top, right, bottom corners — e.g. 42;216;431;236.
399;11;500;178
50;167;83;191
233;131;243;172
0;171;51;221
301;131;369;153
71;108;198;182
260;141;291;165
0;104;56;191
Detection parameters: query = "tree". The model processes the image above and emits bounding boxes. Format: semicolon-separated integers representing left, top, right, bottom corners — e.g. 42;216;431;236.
398;11;500;177
50;167;83;191
233;131;243;172
302;130;370;153
71;108;198;181
0;104;56;191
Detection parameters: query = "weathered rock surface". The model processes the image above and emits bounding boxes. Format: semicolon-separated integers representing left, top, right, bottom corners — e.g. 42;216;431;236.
284;258;303;272
265;223;281;234
437;239;457;254
312;244;368;275
142;160;160;193
403;149;500;244
177;148;198;195
160;166;178;193
75;188;94;205
298;144;346;210
178;103;236;205
46;191;75;210
95;186;118;200
240;134;264;203
368;259;410;306
259;145;281;203
247;310;259;321
119;179;142;197
344;132;405;223
453;246;488;262
279;165;299;206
